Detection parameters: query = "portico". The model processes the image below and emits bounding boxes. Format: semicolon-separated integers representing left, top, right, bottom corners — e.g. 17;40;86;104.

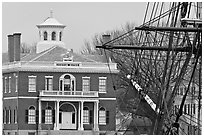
38;96;99;131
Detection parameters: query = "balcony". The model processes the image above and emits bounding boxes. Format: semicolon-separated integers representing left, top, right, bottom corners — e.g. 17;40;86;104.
40;90;98;98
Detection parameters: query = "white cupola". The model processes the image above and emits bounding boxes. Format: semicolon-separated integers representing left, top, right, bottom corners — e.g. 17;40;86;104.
36;10;66;53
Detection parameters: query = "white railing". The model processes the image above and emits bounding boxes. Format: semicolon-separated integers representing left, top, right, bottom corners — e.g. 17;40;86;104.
40;90;98;97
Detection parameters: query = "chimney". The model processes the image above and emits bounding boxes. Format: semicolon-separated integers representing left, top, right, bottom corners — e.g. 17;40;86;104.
102;34;111;45
8;34;14;62
13;33;21;61
102;35;112;62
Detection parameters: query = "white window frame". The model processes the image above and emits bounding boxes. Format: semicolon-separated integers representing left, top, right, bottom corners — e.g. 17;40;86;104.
83;107;89;124
99;107;106;125
45;106;53;124
8;109;11;124
28;106;36;124
45;76;53;91
14;109;17;124
99;77;107;93
28;76;37;92
8;77;11;93
15;76;18;92
4;77;7;93
82;77;90;91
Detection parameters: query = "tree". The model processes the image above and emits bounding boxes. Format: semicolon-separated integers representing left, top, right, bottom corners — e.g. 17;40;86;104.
81;2;201;135
21;42;36;54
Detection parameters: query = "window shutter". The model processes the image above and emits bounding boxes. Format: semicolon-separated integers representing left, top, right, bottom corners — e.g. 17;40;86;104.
25;110;28;123
36;110;39;123
6;110;8;124
52;110;55;123
89;110;93;124
3;110;5;123
42;110;45;123
106;111;109;124
59;113;62;123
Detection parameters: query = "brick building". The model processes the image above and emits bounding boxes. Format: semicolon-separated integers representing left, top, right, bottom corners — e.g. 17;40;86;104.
2;13;118;135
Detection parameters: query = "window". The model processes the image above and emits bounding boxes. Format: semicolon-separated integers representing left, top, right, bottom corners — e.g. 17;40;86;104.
59;74;75;91
193;104;196;114
99;107;106;125
188;104;190;115
28;106;36;124
8;77;11;93
59;31;62;41
184;104;187;114
28;76;36;92
179;87;184;95
52;32;56;40
44;31;47;40
83;107;89;124
99;77;107;93
45;106;53;124
82;77;90;91
15;76;18;92
45;76;53;91
4;77;7;93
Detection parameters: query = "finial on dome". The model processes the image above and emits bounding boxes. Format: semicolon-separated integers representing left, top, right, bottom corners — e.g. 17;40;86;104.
50;9;53;18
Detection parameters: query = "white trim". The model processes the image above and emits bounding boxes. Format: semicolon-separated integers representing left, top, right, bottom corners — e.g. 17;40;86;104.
99;98;116;100
8;77;11;93
45;76;53;78
8;109;11;124
28;75;37;78
3;96;38;100
99;77;107;79
4;78;7;93
82;76;90;79
28;90;37;93
15;76;18;92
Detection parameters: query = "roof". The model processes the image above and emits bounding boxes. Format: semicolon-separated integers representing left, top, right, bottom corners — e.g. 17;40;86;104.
2;46;109;64
37;17;65;27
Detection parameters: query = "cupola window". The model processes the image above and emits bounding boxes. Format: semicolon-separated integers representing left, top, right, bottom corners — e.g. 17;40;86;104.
44;31;48;40
52;31;56;41
59;32;62;41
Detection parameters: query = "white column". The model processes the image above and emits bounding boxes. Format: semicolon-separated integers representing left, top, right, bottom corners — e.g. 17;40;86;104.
94;101;99;131
38;100;42;130
80;101;84;130
56;101;60;130
78;102;81;130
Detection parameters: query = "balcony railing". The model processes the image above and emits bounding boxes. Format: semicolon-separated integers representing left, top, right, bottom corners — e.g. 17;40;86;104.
40;90;98;97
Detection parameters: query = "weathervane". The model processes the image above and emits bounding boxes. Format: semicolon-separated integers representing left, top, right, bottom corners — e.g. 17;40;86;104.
50;9;53;18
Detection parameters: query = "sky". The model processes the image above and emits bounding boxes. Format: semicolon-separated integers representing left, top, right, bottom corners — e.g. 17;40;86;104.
2;2;147;53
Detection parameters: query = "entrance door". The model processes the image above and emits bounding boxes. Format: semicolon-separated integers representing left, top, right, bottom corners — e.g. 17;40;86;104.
61;112;76;129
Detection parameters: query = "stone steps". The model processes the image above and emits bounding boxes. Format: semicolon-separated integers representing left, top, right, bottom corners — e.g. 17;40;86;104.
48;130;99;135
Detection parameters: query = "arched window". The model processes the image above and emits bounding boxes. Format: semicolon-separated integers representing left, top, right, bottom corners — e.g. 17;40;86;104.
28;106;36;124
83;107;89;124
44;31;48;40
45;106;53;124
59;74;75;91
59;31;62;41
99;107;108;125
52;31;56;41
